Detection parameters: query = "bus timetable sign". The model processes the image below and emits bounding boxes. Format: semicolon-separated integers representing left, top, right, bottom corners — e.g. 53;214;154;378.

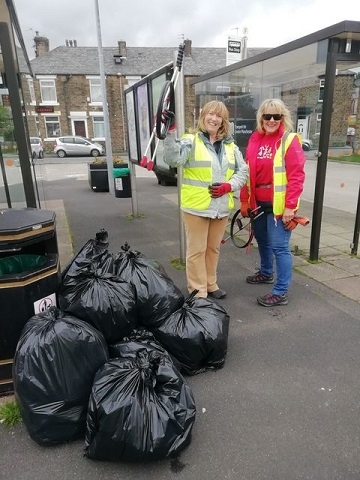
228;40;241;53
226;35;242;66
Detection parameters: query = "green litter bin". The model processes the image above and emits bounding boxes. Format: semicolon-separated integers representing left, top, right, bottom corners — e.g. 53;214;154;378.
113;165;132;198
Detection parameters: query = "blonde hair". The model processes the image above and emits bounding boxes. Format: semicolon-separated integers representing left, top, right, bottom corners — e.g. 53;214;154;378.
197;101;231;139
256;98;294;133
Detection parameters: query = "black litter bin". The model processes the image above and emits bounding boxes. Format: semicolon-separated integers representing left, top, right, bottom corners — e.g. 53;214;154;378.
0;208;61;394
113;165;132;198
88;163;109;192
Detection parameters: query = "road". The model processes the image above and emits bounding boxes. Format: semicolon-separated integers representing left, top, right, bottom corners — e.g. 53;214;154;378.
302;157;359;214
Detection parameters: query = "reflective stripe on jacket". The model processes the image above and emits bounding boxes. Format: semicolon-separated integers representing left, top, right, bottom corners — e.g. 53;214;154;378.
273;132;300;215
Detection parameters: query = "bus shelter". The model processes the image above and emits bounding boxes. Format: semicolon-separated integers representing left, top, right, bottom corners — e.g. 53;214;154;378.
192;20;360;260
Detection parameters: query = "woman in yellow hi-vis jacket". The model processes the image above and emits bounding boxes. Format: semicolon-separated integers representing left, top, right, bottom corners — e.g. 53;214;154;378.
240;99;306;307
163;100;248;299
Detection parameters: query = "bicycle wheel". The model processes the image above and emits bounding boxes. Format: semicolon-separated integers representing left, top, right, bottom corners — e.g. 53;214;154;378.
155;80;175;140
230;209;253;248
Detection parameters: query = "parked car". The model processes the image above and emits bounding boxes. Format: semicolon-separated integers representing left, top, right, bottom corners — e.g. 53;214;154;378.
154;165;177;186
53;136;104;158
30;137;44;159
301;138;313;151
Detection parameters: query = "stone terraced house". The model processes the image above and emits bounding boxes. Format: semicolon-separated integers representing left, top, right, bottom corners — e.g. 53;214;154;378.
22;34;267;155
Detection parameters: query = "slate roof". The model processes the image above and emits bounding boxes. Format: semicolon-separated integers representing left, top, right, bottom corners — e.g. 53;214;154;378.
28;45;269;77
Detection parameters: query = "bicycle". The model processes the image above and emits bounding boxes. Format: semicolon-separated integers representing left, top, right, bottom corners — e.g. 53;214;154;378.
222;208;310;249
221;207;264;250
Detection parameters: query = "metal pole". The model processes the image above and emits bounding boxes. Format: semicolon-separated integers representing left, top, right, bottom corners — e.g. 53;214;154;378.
0;144;11;208
129;160;138;217
309;40;338;261
351;182;360;256
94;0;114;195
174;50;186;263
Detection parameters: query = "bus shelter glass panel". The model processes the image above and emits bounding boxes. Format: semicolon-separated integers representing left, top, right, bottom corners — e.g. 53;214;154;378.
0;49;27;208
150;73;167;170
331;59;360;152
262;42;327;147
194;63;263;153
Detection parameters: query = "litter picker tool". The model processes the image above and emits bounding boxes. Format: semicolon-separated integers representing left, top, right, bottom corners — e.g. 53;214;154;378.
140;43;185;169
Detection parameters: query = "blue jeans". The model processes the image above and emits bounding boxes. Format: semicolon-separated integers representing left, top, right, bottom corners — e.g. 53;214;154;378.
252;212;292;295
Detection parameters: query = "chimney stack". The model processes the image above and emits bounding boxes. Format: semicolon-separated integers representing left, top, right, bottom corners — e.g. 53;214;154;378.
34;32;49;57
118;41;127;58
184;39;192;57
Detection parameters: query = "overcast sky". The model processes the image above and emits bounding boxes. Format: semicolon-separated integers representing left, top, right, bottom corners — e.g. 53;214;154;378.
12;0;359;59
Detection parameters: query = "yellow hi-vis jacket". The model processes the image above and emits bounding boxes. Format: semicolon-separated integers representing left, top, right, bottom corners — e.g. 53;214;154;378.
272;132;300;215
181;133;236;211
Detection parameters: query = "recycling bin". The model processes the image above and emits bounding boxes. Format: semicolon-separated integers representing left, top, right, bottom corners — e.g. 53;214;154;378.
113;165;132;198
0;208;61;395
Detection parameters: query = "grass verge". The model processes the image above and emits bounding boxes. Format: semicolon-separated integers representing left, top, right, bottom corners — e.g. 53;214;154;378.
170;257;186;270
328;153;360;163
0;399;22;427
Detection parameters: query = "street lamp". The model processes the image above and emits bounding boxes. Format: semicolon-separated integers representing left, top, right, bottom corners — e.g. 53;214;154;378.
94;0;114;194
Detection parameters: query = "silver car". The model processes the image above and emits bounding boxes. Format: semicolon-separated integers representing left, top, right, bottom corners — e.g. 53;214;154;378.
30;137;44;159
53;136;104;157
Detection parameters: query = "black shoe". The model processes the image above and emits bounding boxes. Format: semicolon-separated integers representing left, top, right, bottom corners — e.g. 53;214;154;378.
208;289;226;299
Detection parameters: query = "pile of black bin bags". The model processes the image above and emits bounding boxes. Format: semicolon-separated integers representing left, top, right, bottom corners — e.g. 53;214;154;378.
13;230;230;463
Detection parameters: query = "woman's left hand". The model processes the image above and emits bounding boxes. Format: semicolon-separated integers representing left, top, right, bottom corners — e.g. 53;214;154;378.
282;207;295;224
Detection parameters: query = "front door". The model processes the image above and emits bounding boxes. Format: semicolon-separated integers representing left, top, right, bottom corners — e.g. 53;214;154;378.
297;116;309;139
74;120;86;137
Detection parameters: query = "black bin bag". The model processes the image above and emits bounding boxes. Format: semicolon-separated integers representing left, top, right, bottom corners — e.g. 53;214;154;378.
113;243;184;328
58;260;137;344
109;328;182;372
151;290;230;375
84;349;196;462
13;306;109;446
61;229;114;280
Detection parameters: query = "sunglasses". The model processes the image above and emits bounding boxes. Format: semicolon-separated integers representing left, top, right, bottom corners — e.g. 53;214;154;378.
262;114;282;121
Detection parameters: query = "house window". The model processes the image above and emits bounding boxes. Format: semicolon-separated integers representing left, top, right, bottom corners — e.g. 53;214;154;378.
40;79;57;103
28;78;36;104
126;76;142;87
89;78;102;103
315;113;322;134
92;116;105;138
44;116;60;137
318;79;325;102
269;86;281;99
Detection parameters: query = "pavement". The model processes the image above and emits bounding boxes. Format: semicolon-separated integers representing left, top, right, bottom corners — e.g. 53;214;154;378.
1;165;360;480
47;164;360;305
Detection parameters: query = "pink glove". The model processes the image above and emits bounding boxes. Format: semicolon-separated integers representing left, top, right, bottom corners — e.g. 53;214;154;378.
140;156;148;168
208;183;231;198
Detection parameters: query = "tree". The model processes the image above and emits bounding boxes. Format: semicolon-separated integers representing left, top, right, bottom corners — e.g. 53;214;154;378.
0;105;15;141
